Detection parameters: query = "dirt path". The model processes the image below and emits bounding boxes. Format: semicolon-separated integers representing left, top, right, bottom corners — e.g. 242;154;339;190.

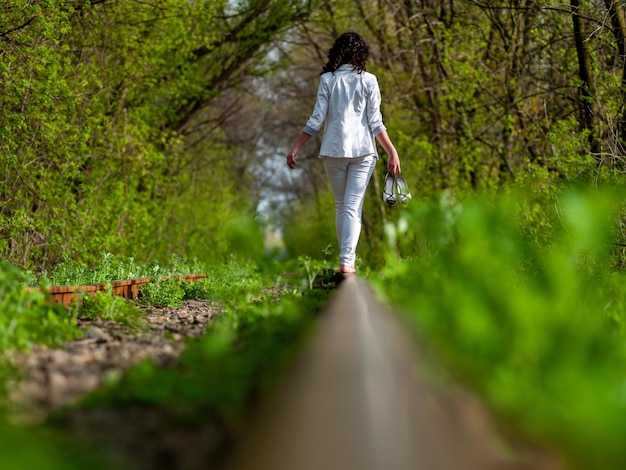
7;300;221;423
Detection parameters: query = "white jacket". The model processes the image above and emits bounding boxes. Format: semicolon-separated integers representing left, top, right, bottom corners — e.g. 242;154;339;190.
303;64;386;158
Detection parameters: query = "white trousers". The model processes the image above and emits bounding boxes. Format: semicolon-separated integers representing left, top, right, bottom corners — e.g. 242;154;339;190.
323;155;377;267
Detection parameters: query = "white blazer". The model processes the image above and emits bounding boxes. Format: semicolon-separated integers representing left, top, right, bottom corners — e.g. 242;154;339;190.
303;64;386;158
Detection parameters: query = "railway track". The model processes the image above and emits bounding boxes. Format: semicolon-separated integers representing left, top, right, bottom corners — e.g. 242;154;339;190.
19;271;558;469
223;276;556;470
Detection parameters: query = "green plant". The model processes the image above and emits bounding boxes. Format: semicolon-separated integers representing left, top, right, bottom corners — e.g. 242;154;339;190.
138;278;186;308
184;256;278;301
0;261;82;352
1;1;309;272
282;190;337;263
74;285;145;330
298;256;320;290
373;186;626;469
41;252;180;287
297;244;338;290
76;286;330;426
0;420;111;470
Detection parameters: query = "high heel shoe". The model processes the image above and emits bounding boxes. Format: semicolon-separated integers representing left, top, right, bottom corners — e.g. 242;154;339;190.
395;174;412;204
382;173;396;206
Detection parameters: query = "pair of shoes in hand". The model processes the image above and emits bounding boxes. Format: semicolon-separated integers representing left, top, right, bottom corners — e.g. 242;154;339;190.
383;173;411;206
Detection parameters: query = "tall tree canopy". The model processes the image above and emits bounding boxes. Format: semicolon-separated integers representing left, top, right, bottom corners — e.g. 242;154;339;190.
0;0;309;269
3;0;626;270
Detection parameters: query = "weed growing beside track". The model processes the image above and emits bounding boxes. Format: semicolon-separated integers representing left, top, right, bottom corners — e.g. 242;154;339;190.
0;421;112;470
1;255;331;468
0;254;208;353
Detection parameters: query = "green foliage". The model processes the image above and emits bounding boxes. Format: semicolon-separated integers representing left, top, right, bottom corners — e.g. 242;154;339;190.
299;255;327;290
38;251;279;312
178;256;278;302
373;186;626;469
41;252;208;285
271;1;626;258
296;247;338;289
282;188;337;262
179;278;215;302
224;215;266;263
0;262;82;352
0;0;311;271
41;252;144;286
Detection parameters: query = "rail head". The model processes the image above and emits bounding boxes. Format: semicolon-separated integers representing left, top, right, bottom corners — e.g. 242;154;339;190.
223;276;515;470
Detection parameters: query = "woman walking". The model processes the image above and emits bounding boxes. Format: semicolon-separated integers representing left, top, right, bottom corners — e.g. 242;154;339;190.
287;31;401;275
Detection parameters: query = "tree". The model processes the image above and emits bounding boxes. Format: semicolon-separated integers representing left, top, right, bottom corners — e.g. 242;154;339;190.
0;0;311;270
571;0;601;158
603;0;626;156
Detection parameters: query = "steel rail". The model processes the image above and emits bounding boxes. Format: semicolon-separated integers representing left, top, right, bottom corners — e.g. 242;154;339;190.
223;276;525;470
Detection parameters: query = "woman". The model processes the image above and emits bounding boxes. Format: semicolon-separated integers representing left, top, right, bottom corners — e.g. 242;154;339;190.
287;31;401;275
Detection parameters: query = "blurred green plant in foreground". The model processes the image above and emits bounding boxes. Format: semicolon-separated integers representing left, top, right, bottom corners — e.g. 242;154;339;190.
374;186;626;469
77;287;327;423
0;421;111;470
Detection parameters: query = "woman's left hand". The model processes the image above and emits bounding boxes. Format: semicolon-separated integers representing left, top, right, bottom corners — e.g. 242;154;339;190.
375;131;401;175
387;153;401;176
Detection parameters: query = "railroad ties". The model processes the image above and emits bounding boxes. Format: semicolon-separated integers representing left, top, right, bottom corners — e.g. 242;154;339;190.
223;276;520;470
28;274;207;308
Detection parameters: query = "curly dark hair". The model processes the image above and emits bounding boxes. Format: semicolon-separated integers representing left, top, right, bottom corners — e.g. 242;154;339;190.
321;32;370;75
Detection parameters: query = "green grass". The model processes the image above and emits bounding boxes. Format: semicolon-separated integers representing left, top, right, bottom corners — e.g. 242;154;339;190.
76;286;145;330
0;421;114;470
0;253;285;353
38;252;206;287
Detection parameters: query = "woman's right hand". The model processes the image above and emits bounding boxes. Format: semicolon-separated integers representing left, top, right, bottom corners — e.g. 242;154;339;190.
287;132;312;169
287;151;298;169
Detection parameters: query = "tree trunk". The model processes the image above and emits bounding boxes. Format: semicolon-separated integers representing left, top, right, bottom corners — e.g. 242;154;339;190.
571;0;601;160
604;0;626;156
